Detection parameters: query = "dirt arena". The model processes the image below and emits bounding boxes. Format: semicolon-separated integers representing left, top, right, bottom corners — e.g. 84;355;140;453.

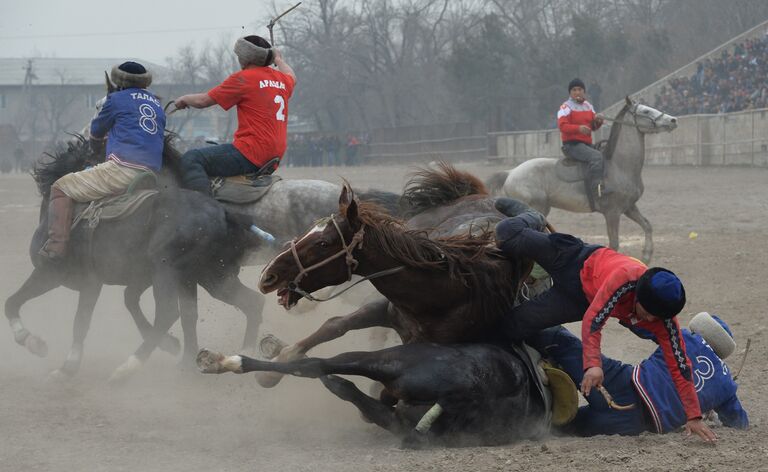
1;164;767;471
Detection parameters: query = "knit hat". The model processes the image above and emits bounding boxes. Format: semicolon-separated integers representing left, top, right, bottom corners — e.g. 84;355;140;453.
636;267;686;320
234;35;274;68
110;61;152;89
568;78;586;92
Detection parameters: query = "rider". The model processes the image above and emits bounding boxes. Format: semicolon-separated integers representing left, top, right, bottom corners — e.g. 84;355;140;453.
528;315;748;437
39;61;165;261
172;35;296;194
558;78;605;210
492;201;717;442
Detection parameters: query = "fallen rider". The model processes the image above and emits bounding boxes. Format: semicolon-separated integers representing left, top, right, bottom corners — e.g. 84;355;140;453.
528;313;748;438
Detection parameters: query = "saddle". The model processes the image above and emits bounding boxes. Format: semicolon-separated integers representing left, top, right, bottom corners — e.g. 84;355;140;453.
72;172;159;230
511;343;578;428
210;157;282;204
554;140;609;183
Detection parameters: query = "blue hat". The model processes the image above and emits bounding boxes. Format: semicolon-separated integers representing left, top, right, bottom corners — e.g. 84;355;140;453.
636;267;686;319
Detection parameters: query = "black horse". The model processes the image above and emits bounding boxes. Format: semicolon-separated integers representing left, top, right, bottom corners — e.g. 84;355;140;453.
197;342;547;448
5;136;266;381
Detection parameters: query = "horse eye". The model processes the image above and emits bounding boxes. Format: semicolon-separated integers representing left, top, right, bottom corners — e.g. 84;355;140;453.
318;240;329;248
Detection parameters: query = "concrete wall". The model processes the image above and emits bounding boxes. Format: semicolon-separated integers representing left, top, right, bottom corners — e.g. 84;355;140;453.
490;107;768;167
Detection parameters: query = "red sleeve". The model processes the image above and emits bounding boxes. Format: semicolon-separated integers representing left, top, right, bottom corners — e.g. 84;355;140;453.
581;269;638;371
647;318;703;420
282;72;296;99
558;110;582;135
208;72;246;111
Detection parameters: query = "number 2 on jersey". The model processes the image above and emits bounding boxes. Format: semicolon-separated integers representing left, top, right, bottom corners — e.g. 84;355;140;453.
274;95;286;121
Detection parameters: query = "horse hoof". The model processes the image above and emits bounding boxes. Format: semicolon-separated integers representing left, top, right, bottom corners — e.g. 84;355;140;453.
25;335;49;358
196;349;225;374
259;334;287;359
159;334;182;356
107;355;142;385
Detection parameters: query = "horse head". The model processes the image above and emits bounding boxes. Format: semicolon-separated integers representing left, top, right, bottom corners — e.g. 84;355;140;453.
622;96;677;134
259;183;364;310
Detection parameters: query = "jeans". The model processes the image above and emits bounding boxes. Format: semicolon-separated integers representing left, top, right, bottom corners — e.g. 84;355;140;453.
180;144;262;193
562;141;603;182
528;326;650;436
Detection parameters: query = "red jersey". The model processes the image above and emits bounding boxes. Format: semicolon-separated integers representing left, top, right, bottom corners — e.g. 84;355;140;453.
580;248;702;421
557;98;601;145
208;67;295;167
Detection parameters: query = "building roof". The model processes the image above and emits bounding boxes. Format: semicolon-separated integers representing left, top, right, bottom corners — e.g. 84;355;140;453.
0;58;172;86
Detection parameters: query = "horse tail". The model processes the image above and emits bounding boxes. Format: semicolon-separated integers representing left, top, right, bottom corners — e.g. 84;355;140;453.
401;161;487;217
485;171;509;196
32;135;94;198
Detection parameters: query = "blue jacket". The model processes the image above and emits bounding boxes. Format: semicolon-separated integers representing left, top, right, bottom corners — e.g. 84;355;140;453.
90;88;166;171
632;317;748;433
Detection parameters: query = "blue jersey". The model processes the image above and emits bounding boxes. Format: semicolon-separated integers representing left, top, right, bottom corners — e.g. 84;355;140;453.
632;318;748;433
90;88;166;171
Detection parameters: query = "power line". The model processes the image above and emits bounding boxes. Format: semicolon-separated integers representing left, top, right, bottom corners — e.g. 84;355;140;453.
0;25;253;41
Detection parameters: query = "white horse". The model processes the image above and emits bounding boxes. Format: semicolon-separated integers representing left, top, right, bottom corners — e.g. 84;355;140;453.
487;97;677;263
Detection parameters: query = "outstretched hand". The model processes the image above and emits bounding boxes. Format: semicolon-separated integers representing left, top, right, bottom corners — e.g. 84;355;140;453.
684;418;718;443
581;366;604;396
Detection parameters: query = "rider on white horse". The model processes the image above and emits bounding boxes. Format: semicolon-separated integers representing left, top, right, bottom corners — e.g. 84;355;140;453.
557;78;606;210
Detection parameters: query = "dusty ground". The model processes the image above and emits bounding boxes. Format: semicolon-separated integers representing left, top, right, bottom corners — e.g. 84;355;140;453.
1;164;767;471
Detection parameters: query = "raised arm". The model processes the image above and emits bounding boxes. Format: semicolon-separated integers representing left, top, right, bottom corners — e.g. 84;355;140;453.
273;49;296;82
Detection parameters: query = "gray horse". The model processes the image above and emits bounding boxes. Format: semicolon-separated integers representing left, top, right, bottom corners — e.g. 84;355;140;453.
487;97;677;263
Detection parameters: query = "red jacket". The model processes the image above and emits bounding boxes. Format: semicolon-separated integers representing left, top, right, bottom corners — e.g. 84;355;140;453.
557;98;601;144
580;248;702;421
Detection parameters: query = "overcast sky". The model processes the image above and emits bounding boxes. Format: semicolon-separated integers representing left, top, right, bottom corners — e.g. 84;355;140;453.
0;0;294;64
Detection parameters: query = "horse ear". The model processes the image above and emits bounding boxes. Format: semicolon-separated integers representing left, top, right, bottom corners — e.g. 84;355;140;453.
339;183;351;208
625;95;632;106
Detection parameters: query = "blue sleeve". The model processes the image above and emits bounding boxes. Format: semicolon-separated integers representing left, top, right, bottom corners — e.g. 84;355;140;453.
715;394;749;429
90;95;116;138
495;211;548;257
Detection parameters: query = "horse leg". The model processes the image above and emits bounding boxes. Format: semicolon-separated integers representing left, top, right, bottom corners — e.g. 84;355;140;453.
624;203;654;263
109;267;181;383
178;280;199;369
255;297;392;388
50;281;102;379
604;210;621;252
197;349;407;433
5;267;62;357
124;283;181;356
203;275;265;352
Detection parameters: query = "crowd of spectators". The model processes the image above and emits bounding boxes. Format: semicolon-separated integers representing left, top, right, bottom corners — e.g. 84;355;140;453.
654;33;768;115
283;133;370;167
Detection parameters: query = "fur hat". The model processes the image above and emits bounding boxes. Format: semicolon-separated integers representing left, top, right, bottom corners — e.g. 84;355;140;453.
568;78;586;92
636;267;686;320
234;35;274;68
110;61;152;89
689;312;736;360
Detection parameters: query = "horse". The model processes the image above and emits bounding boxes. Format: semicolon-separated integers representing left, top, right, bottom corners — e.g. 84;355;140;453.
4;136;266;381
198;165;551;446
251;164;532;387
486;97;678;263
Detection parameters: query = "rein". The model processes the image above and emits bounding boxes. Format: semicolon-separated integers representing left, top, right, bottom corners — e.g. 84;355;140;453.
286;214;404;302
600;104;663;130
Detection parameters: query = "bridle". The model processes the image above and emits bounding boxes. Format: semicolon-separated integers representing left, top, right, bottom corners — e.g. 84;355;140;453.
285;214;403;302
602;103;669;131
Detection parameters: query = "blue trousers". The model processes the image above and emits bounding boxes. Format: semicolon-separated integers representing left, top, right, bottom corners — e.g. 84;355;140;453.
529;326;651;436
179;144;262;193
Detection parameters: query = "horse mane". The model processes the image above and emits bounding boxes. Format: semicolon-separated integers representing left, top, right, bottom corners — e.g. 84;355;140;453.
32;135;96;198
351;200;520;324
604;101;631;160
401;161;488;218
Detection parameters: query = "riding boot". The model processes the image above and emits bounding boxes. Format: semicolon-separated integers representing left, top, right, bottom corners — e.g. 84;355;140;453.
39;187;74;261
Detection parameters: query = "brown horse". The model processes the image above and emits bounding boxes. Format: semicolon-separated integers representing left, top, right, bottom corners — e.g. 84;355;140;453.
255;164;532;388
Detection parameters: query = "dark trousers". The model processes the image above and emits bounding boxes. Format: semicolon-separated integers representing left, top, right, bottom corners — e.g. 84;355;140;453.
180;144;261;193
499;232;599;341
528;326;650;436
562;141;603;181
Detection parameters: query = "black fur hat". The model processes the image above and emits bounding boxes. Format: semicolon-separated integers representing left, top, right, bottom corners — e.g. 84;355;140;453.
110;61;152;89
